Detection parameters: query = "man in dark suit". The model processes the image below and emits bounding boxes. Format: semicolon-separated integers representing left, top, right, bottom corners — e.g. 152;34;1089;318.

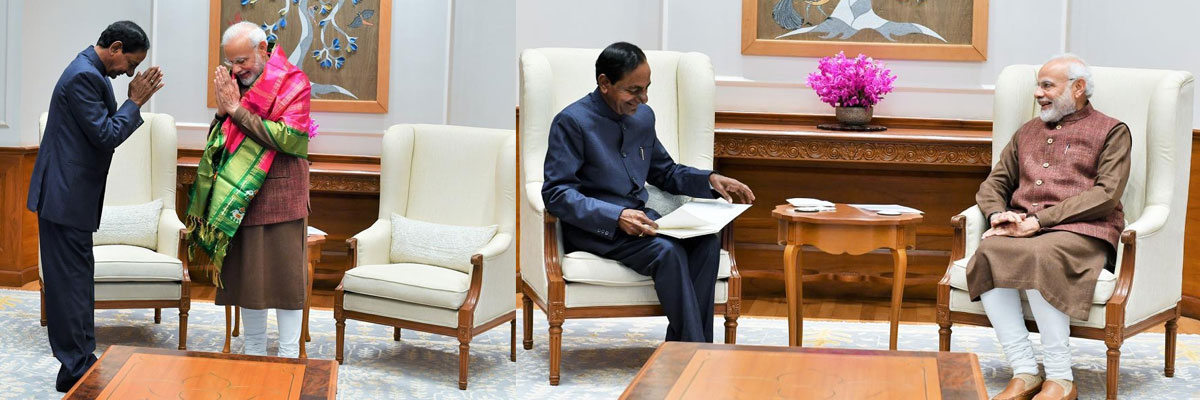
542;42;754;343
26;21;163;392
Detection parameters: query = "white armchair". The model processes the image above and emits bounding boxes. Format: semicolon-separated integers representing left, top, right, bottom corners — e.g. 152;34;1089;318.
518;47;740;385
335;124;517;390
37;112;190;349
936;65;1195;399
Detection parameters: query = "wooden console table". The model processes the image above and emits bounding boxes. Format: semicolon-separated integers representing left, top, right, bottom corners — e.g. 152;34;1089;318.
772;204;922;350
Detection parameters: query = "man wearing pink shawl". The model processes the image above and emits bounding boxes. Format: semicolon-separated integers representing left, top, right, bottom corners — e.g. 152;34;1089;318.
187;21;313;358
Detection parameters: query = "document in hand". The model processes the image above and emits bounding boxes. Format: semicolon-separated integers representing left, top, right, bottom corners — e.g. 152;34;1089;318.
653;200;752;239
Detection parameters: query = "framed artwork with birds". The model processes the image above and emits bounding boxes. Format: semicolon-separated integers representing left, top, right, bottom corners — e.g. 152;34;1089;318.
208;0;392;113
741;0;987;61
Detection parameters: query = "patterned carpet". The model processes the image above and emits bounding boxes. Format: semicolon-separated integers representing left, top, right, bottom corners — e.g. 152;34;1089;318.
1;288;1198;399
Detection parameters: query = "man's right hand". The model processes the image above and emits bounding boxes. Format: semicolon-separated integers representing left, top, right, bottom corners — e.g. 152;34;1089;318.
989;211;1025;228
618;209;658;237
128;66;164;107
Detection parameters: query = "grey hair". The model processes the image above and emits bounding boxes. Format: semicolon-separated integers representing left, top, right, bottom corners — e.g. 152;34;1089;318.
1048;53;1094;98
221;21;267;48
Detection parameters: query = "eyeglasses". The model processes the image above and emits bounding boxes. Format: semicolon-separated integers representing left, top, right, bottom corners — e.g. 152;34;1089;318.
222;56;253;68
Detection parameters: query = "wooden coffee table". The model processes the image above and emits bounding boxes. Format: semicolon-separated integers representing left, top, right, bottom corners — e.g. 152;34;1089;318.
65;345;338;399
772;204;923;350
622;342;986;400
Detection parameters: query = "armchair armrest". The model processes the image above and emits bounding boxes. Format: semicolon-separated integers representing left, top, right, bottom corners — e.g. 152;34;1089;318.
1110;204;1183;325
157;210;187;258
543;213;566;289
526;182;545;214
952;205;987;261
347;219;391;268
476;233;515;261
1124;204;1169;238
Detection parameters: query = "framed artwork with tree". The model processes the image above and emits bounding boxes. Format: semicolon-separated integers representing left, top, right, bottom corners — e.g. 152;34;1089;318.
742;0;987;61
208;0;391;113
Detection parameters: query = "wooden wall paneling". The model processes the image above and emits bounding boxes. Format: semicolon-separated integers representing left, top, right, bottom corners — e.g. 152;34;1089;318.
0;147;40;286
1182;132;1200;319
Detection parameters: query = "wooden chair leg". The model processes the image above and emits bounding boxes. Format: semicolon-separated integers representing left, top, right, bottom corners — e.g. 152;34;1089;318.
154;308;162;324
1166;317;1179;377
39;287;47;327
510;319;517;362
938;322;952;351
1106;342;1121;400
233;306;241;337
458;340;470;390
335;313;345;364
178;304;189;350
522;295;534;350
393;327;401;341
724;314;738;344
549;319;563;386
222;305;232;354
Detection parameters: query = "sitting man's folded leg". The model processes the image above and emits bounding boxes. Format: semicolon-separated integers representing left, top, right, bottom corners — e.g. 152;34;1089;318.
603;234;720;342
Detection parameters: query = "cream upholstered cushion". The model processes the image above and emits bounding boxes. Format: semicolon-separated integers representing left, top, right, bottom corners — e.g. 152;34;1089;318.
342;263;470;310
561;249;732;287
93;199;162;250
93;245;183;282
96;282;181;302
342;292;461;328
565;281;729;308
947;258;1116;305
948;287;1110;329
388;213;497;273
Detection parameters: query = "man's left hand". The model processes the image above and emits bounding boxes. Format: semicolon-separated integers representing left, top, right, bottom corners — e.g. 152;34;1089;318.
709;173;755;204
213;66;241;117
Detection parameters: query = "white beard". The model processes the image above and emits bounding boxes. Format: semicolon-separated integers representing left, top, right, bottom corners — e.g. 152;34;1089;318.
1038;89;1079;123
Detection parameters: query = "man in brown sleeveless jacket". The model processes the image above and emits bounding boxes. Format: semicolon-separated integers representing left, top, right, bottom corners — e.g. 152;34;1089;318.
967;55;1131;400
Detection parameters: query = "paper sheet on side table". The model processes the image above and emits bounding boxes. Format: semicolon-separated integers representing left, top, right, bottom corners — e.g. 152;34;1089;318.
849;204;924;214
654;200;752;239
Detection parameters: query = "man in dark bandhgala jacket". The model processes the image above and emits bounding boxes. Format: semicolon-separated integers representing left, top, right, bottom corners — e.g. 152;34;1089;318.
542;42;755;343
27;20;164;392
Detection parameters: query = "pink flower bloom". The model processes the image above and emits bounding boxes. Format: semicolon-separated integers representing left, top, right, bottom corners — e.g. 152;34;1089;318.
806;52;896;108
307;119;320;139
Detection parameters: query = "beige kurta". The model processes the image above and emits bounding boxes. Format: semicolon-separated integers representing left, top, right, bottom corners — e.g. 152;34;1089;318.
211;107;309;310
967;109;1131;320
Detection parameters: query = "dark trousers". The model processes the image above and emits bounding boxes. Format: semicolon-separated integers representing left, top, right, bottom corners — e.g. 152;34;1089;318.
582;232;721;342
38;217;98;392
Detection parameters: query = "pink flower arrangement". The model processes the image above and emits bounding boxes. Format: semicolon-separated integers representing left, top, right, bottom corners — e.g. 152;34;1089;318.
307;119;320;139
806;52;896;108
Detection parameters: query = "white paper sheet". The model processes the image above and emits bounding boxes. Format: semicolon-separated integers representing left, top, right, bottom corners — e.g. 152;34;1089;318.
654;200;752;239
787;197;835;208
848;204;924;214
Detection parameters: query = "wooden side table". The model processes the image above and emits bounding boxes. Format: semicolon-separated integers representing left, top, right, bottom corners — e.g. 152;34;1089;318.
222;233;326;358
772;204;922;350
